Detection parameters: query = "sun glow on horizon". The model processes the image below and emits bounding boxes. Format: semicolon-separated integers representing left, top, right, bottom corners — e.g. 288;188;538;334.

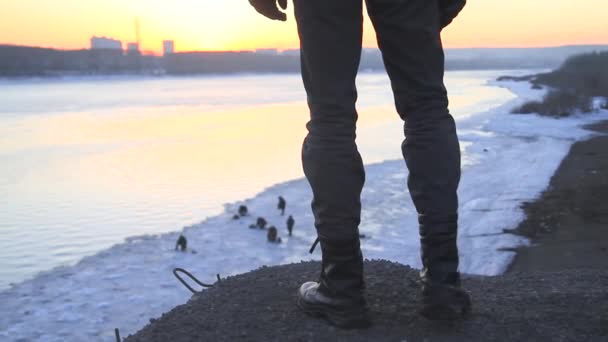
1;0;607;54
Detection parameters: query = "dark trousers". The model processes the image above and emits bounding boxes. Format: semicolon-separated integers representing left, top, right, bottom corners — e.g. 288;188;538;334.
295;0;461;283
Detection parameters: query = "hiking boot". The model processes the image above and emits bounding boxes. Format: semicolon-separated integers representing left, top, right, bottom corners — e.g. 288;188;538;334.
419;272;471;320
297;281;371;329
417;214;470;320
297;237;371;329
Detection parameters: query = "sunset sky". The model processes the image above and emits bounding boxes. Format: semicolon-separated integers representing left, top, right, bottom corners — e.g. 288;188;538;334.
1;0;607;54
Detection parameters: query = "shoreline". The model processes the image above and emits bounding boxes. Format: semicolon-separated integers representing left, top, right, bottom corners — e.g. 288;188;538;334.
507;120;608;272
0;68;527;84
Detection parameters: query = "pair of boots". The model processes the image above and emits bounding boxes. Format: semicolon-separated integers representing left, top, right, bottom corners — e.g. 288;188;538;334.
297;238;471;329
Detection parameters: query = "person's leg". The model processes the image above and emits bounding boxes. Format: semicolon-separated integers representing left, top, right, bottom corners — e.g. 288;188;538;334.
294;0;370;328
365;0;470;319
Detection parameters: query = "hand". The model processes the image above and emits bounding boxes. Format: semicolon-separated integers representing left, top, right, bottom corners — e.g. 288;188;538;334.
439;0;466;29
249;0;288;21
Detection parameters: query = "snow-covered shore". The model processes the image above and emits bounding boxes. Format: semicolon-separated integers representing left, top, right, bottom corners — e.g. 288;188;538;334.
1;80;607;341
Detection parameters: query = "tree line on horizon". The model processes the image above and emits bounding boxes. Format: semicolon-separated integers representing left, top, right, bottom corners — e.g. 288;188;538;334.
2;44;607;77
512;51;608;116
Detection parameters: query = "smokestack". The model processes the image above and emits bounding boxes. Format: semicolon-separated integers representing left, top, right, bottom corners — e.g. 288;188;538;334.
135;17;141;48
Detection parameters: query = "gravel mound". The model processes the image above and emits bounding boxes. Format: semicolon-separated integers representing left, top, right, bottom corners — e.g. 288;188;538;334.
125;260;607;342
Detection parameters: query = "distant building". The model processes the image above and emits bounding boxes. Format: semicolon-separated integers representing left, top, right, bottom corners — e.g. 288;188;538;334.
127;43;139;52
90;36;122;50
127;43;140;56
163;40;175;56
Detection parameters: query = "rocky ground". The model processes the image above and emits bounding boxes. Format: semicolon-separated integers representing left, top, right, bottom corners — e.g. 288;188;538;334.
125;261;607;342
126;122;608;342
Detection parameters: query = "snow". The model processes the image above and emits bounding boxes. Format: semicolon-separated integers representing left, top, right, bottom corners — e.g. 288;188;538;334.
1;79;607;341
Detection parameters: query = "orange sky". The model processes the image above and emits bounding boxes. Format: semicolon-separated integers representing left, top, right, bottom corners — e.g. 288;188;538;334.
1;0;606;54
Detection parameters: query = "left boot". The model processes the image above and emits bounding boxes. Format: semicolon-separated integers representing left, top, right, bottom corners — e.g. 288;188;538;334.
297;239;371;329
297;281;371;329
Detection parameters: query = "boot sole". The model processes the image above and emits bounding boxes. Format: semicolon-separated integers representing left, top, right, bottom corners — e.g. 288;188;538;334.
297;296;372;329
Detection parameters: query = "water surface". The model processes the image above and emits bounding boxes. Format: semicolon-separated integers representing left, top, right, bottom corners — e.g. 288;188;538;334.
0;71;516;289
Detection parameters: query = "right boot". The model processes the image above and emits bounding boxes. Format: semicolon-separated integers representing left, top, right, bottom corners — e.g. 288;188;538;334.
297;238;371;329
418;215;471;320
419;270;471;320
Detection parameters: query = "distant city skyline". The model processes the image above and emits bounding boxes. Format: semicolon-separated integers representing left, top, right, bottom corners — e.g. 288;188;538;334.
1;0;607;54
